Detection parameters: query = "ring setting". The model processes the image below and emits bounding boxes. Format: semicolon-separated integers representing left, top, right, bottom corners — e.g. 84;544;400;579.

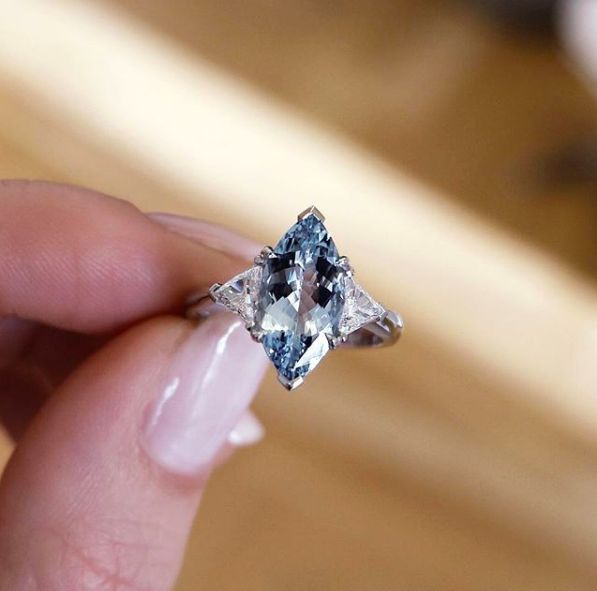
189;206;403;390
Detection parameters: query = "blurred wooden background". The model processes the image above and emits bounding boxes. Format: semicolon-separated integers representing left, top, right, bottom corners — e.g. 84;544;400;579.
0;1;596;590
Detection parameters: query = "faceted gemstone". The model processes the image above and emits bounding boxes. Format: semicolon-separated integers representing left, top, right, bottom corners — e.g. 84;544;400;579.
339;275;385;336
211;266;262;325
256;213;345;385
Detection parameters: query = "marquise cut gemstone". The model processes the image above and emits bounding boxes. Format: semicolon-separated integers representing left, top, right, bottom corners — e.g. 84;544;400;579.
256;213;345;383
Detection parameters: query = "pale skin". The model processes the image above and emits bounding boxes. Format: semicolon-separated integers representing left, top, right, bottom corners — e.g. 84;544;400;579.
0;180;267;590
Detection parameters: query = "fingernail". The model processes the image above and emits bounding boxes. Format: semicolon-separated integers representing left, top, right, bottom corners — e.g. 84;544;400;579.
212;412;265;468
227;411;265;447
148;212;260;261
141;314;267;476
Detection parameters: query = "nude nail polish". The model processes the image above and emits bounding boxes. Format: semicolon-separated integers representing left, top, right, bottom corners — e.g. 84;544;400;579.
141;314;267;476
148;212;260;261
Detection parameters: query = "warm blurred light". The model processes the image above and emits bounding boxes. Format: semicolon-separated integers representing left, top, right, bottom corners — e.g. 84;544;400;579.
0;0;595;432
1;1;597;590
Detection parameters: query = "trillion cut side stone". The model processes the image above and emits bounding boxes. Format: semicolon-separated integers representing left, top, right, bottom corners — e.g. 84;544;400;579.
255;213;345;385
340;276;385;336
211;266;262;325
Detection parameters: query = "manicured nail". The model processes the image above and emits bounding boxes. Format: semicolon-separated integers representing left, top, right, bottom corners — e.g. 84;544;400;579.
141;314;267;476
148;212;260;261
227;411;265;447
212;411;265;468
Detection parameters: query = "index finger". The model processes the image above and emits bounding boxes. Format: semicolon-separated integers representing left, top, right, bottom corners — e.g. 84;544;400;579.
0;180;246;332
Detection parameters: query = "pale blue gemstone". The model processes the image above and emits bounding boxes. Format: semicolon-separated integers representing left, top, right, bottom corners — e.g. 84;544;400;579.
256;214;345;383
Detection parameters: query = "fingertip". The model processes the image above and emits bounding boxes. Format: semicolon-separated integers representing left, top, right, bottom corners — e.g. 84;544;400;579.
0;313;268;589
0;181;248;333
148;212;261;261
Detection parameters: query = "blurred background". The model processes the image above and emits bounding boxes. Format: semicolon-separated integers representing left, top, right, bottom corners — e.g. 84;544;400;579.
1;0;597;589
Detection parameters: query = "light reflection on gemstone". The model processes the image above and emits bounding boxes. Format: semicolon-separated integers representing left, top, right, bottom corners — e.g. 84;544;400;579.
209;208;390;389
255;213;344;385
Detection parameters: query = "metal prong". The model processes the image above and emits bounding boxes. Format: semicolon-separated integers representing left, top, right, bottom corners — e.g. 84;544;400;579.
249;327;264;343
208;283;222;301
277;374;304;391
388;310;404;339
298;205;325;222
327;334;346;350
254;245;275;265
337;256;353;275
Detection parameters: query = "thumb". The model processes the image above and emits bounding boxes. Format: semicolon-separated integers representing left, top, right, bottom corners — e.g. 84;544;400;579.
0;314;267;590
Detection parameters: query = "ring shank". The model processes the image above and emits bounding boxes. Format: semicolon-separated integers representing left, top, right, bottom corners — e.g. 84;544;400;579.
184;291;223;320
340;310;403;348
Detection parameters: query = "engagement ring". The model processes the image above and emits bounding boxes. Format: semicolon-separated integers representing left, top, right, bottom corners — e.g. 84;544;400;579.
187;207;403;390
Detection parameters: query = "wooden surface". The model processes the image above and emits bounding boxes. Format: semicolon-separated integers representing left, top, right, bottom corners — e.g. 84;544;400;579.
0;1;596;590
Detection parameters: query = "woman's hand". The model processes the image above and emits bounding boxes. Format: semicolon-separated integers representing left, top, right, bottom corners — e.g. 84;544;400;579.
0;180;267;590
